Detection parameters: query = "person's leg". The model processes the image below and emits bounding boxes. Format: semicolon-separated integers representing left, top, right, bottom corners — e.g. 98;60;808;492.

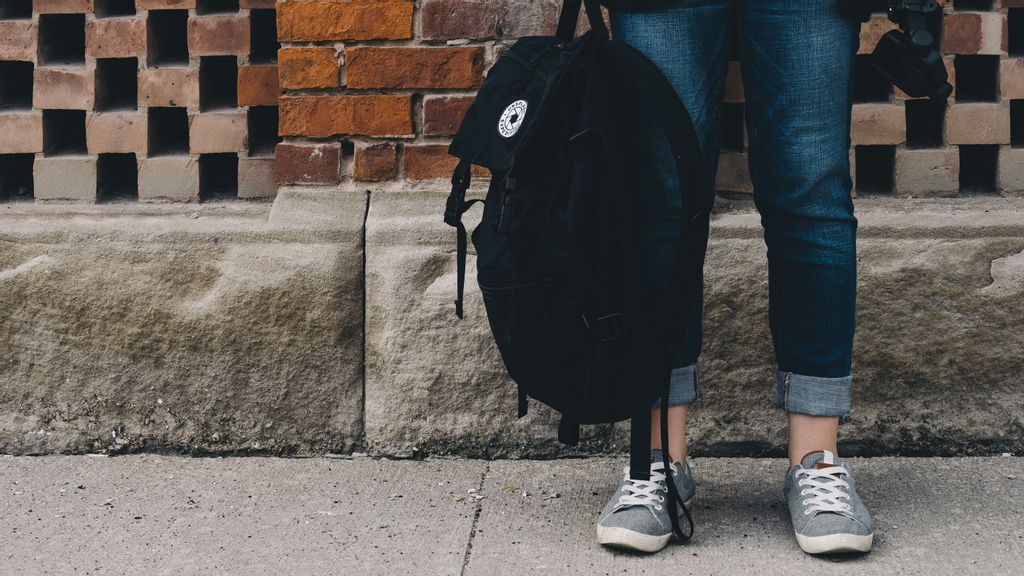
738;0;859;454
609;0;732;466
595;0;730;554
739;0;873;554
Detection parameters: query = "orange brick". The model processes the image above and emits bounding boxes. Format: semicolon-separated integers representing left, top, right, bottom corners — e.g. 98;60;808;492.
135;0;195;9
724;61;743;103
189;111;248;154
278;47;340;90
0;21;37;62
275;142;341;185
279;95;413;137
240;0;275;7
87;17;147;59
423;96;473;136
34;68;94;110
851;104;906;145
403;144;457;180
238;65;280;107
1001;58;1024;100
345;47;484;89
139;68;199;108
941;12;1003;55
946;103;1010;145
0;112;43;154
86;112;147;154
34;0;93;12
277;0;414;42
188;14;250;56
354;142;397;181
858;15;897;55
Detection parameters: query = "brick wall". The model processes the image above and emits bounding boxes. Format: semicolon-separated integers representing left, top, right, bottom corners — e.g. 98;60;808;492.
4;1;1024;201
274;0;1024;198
0;0;281;202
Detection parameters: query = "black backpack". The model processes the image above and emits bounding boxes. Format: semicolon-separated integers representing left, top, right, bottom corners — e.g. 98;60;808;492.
443;0;714;541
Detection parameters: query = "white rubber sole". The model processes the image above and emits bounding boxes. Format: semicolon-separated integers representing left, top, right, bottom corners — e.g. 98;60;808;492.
795;531;874;554
596;497;693;553
596;526;671;553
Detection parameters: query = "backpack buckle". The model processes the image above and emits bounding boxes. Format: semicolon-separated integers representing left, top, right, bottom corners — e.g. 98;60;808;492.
443;194;462;227
595;313;629;342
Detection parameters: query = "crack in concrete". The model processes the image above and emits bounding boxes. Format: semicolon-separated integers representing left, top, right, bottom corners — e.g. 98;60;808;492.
459;461;490;576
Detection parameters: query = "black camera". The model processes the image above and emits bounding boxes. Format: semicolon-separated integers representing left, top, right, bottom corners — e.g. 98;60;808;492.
843;0;953;100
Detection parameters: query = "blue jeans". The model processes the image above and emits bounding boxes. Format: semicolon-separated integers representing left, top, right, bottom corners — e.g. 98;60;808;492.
614;0;859;417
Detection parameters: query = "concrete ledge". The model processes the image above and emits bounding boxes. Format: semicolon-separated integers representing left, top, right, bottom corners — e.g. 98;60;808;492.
0;190;367;455
365;194;1024;457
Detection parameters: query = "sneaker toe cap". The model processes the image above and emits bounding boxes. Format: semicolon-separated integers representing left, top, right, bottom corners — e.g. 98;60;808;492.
801;512;873;537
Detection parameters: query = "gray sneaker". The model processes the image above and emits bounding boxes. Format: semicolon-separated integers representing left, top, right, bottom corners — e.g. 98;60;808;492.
784;450;874;554
596;450;695;553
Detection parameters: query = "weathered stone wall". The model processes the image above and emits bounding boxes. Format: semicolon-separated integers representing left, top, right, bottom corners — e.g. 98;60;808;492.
364;196;1024;458
0;190;366;455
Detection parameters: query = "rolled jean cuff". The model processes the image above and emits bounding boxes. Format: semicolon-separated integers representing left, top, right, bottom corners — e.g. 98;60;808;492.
652;362;702;408
772;370;852;417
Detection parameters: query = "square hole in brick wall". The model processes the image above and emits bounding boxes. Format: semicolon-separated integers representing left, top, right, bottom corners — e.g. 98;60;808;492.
0;61;33;110
959;145;998;194
200;56;238;111
854;54;891;103
148;10;189;66
954;0;994;10
196;0;239;15
1010;9;1024;57
0;154;33;200
43;110;87;156
855;145;895;194
1012;100;1024;147
95;58;138;111
905;99;946;148
148;107;189;156
250;9;280;64
200;153;238;201
954;55;999;102
247;106;280;157
0;1;31;19
97;153;138;201
94;0;136;18
719;103;744;152
38;14;86;66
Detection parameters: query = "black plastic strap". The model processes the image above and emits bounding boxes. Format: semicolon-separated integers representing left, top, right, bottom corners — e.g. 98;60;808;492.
558;416;580;446
629;402;651;482
517;387;529;418
444;159;481;319
556;0;608;42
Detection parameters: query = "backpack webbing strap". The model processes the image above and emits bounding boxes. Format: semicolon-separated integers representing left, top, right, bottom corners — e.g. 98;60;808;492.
444;159;482;319
630;401;651;482
556;0;609;42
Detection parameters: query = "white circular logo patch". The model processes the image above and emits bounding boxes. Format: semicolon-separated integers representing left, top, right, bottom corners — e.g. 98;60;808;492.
497;100;528;138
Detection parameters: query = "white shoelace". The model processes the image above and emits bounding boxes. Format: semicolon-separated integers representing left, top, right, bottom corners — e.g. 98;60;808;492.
613;461;673;512
796;464;854;516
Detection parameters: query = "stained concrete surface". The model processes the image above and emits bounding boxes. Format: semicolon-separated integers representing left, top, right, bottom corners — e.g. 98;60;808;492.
1;455;1021;575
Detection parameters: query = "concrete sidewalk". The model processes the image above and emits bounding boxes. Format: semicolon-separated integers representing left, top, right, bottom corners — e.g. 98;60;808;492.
1;455;1021;576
